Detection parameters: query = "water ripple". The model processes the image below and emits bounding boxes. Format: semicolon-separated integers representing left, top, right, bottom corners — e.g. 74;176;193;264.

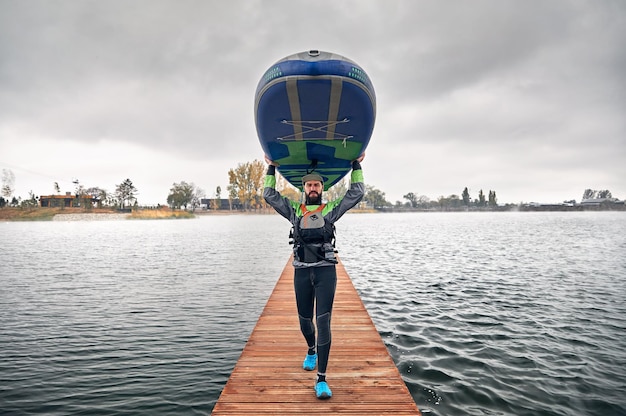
340;212;626;416
1;216;289;415
2;212;626;415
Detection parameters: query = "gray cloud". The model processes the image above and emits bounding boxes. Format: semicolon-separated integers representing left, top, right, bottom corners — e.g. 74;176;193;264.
1;0;624;204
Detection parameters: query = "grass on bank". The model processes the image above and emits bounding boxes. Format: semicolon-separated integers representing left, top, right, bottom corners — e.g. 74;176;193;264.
0;207;195;221
0;207;64;221
129;208;195;219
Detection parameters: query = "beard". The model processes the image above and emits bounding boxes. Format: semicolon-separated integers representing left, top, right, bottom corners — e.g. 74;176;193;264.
305;191;322;205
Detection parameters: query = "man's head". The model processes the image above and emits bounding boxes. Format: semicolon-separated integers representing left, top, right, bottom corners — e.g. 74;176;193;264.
302;173;324;205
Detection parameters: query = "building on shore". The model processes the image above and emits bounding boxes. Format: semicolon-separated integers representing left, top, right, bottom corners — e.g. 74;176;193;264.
199;198;243;210
40;192;99;208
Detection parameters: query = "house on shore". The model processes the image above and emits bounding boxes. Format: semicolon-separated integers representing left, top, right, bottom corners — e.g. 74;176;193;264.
40;192;99;208
580;198;624;209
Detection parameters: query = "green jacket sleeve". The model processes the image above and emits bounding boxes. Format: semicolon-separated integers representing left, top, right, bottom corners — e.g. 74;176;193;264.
322;161;365;223
263;165;298;221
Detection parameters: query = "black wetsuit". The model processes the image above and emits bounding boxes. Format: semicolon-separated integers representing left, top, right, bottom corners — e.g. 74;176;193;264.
263;161;364;375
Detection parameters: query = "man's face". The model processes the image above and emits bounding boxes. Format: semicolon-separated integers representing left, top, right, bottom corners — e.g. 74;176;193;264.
304;181;323;198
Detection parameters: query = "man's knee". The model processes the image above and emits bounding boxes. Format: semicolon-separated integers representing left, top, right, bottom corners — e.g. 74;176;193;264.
299;315;315;336
317;312;331;346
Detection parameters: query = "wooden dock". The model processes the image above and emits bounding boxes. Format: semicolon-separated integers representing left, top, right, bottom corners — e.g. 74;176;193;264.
212;257;421;415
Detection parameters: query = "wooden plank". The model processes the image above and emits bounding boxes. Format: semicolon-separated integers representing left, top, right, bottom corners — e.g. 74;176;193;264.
212;257;421;415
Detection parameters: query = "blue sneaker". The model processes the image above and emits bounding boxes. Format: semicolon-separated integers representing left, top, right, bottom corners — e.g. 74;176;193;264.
315;381;332;399
303;353;317;371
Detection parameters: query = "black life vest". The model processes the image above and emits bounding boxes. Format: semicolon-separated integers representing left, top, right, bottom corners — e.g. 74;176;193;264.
291;204;336;263
299;204;328;244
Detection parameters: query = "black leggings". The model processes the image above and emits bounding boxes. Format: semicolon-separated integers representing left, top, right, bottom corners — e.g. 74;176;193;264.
294;265;337;374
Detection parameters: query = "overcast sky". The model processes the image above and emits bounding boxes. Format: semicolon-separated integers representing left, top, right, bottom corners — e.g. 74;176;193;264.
1;0;624;205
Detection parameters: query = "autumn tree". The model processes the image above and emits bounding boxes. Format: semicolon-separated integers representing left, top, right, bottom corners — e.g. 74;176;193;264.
276;172;301;201
228;159;265;210
210;186;222;210
227;184;237;210
324;177;347;202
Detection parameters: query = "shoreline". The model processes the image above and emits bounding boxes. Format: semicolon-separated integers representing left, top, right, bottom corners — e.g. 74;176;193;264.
1;206;623;222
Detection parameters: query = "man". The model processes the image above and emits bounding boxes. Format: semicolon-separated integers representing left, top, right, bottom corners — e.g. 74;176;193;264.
263;154;365;399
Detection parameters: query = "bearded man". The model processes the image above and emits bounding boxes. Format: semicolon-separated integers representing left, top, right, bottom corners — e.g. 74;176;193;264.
263;154;365;399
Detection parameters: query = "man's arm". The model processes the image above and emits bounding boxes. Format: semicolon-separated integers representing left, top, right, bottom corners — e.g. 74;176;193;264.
323;158;365;223
263;164;295;220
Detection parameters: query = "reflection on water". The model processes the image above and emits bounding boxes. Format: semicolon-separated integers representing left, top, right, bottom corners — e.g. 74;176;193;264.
1;212;625;415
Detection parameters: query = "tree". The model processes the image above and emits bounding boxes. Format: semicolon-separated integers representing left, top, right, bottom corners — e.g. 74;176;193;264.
325;177;348;202
364;185;389;208
582;189;613;201
276;172;301;201
449;194;461;208
73;179;81;196
228;159;265;210
437;194;461;210
115;178;138;209
462;187;470;207
73;181;91;209
167;181;194;209
416;195;431;208
477;189;486;207
403;192;418;208
210;186;222;210
54;182;60;194
437;195;447;210
582;189;595;200
190;186;205;212
21;191;38;208
2;169;15;201
85;187;108;208
227;184;237;210
488;190;497;207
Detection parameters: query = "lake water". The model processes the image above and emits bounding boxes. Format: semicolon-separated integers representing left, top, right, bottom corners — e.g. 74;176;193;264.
1;212;625;415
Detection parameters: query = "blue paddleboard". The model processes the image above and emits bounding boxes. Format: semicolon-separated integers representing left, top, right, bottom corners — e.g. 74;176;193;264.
255;50;376;190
